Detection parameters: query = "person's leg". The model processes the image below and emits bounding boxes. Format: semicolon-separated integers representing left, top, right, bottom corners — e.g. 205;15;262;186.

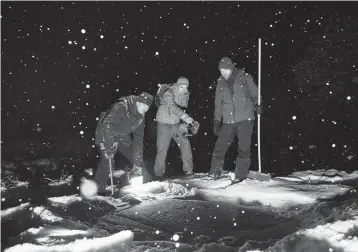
235;120;254;180
209;123;237;177
154;123;174;177
173;127;193;175
116;134;134;170
94;148;111;193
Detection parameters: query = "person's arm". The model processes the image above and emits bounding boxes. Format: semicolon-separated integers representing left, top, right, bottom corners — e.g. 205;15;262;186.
214;80;223;122
101;102;126;147
246;74;260;105
163;90;191;121
132;117;145;167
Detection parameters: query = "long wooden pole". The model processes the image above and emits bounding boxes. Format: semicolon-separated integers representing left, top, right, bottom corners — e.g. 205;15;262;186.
258;38;262;173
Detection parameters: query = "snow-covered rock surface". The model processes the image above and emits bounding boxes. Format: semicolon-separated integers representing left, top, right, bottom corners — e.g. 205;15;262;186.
2;169;358;252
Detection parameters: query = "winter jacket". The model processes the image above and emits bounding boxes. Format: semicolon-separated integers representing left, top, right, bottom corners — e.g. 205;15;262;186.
95;95;145;167
214;68;260;123
156;86;188;125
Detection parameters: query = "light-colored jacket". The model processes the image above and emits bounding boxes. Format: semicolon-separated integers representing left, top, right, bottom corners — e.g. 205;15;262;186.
156;86;188;125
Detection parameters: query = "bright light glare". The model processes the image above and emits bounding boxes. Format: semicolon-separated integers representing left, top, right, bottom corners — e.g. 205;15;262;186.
130;176;143;186
80;179;98;197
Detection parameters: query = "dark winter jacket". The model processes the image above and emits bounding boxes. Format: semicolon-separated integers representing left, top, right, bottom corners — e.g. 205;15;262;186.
95;95;145;167
214;68;260;123
156;85;189;125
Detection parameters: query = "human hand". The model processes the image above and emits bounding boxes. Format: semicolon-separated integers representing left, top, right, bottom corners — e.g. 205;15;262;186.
213;120;221;136
104;150;115;159
254;104;263;115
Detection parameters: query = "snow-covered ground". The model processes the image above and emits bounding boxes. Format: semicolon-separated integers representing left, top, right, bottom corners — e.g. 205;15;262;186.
2;169;358;252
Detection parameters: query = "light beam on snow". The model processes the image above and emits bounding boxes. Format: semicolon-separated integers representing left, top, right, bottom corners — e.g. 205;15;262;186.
130;176;143;187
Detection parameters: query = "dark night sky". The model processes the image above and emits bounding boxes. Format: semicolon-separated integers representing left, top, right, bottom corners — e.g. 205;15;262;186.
1;1;357;174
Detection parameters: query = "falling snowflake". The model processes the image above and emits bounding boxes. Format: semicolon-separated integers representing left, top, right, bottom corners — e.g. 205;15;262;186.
100;35;104;39
68;41;72;44
86;84;90;88
80;131;84;135
173;234;179;241
81;29;86;34
155;52;159;56
332;144;336;148
347;96;351;100
289;146;293;150
51;106;55;109
82;46;86;50
292;116;297;120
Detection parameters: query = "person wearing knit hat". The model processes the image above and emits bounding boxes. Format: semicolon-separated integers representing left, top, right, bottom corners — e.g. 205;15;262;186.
93;92;154;194
136;92;154;114
218;57;235;71
154;76;198;181
176;76;190;86
209;56;263;182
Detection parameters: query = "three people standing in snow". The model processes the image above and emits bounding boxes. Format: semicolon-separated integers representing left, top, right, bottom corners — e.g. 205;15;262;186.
93;56;263;192
210;57;263;181
94;92;153;195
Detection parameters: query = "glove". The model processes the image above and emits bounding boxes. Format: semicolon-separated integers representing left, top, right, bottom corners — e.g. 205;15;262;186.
213;120;221;136
189;121;200;135
181;113;194;125
103;142;118;159
254;104;263;115
132;164;143;176
104;150;115;159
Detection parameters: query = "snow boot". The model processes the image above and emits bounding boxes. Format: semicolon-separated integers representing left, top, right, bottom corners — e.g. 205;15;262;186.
208;171;221;180
182;172;195;179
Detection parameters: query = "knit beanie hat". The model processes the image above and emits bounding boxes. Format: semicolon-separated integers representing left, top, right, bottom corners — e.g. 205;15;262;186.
176;76;189;86
218;57;234;70
137;92;153;107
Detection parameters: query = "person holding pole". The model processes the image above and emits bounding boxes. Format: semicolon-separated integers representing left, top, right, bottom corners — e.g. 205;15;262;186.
94;92;153;195
209;57;263;181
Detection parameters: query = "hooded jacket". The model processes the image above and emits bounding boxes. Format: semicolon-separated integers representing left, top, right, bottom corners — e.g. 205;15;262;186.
95;95;145;167
214;68;260;123
156;85;189;125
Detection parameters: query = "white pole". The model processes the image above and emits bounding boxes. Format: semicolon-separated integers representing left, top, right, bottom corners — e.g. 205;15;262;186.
109;158;114;195
258;38;262;173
